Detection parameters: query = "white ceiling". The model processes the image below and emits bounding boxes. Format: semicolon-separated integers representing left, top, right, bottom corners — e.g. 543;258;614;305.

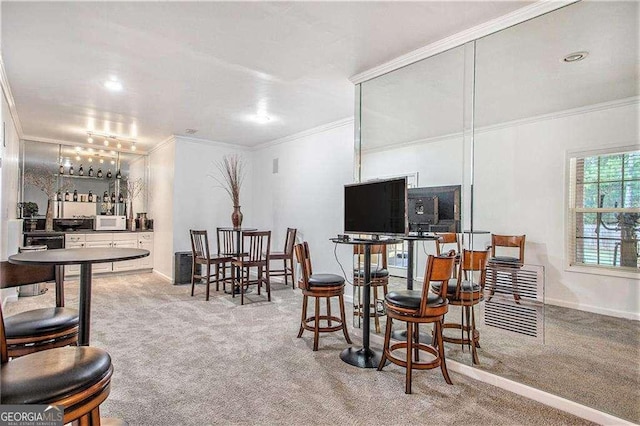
1;1;529;151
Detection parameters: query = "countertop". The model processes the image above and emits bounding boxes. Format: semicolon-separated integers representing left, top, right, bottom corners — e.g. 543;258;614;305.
24;229;153;235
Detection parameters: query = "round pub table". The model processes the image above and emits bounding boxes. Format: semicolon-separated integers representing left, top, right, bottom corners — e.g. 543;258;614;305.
9;247;149;346
331;237;401;368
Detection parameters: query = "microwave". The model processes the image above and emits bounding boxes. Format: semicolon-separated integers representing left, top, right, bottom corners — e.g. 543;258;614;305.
94;215;127;231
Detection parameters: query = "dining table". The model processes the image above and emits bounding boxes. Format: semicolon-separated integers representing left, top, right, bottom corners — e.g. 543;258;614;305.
331;237;401;368
8;247;149;346
219;227;257;295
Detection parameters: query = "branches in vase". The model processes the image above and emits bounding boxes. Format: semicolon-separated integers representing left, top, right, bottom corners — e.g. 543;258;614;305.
24;164;74;199
209;154;245;206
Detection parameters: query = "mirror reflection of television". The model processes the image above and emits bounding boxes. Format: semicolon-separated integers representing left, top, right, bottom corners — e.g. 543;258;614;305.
344;177;408;236
408;185;461;233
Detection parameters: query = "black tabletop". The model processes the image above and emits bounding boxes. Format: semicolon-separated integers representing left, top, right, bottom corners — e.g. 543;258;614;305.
217;227;257;232
9;248;149;266
330;237;403;246
402;235;440;241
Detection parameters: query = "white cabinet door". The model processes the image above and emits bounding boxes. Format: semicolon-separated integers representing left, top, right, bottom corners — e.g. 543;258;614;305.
86;233;113;273
138;233;154;269
112;233;140;272
64;234;86;276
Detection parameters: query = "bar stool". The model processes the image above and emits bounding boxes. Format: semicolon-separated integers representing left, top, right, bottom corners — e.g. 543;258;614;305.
0;261;79;357
487;234;525;303
434;232;460;278
432;249;488;364
378;254;456;393
1;295;114;425
294;242;351;351
353;244;389;334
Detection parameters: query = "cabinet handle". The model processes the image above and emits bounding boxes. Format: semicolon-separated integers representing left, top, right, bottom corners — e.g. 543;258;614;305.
81;243;85;247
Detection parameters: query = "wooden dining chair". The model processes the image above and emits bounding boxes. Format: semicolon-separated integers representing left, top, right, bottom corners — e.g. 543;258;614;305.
378;254;456;394
0;290;113;424
0;261;78;357
190;230;232;300
294;242;351;351
269;228;297;289
231;231;271;305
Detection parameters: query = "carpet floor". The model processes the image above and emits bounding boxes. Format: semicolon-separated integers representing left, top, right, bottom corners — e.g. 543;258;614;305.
5;272;595;426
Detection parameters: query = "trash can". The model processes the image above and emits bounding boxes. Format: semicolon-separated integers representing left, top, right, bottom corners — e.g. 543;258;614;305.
174;251;196;285
18;245;49;297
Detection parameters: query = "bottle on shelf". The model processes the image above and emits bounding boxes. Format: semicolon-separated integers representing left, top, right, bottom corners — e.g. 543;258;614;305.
56;191;62;201
69;165;74;175
118;193;124;203
64;191;70;201
97;169;103;178
88;191;93;202
78;164;84;176
111;192;116;203
59;164;64;175
106;169;112;179
103;191;109;202
115;170;122;179
73;190;78;202
88;165;94;177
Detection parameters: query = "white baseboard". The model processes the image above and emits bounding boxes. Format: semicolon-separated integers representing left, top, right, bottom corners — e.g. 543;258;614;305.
545;297;639;321
1;288;19;309
153;269;173;283
448;362;635;426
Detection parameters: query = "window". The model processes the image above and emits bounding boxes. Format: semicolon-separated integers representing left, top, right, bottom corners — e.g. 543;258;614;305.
568;149;639;272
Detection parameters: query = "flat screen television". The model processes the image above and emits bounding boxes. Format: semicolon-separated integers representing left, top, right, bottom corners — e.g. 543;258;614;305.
408;185;461;233
344;177;408;236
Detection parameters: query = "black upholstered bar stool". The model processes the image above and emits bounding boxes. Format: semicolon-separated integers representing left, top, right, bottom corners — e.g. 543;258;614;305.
294;242;351;351
353;243;389;334
431;249;489;365
0;292;114;424
0;261;79;357
378;254;456;394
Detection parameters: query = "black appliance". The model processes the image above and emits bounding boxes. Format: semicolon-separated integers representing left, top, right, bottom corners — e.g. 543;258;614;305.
174;251;196;285
24;233;65;249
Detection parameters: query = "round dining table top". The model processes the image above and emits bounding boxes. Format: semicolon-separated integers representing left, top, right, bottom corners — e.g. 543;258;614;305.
8;247;149;266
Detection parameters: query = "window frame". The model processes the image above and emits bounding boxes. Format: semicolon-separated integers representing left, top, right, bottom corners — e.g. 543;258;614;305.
565;145;640;279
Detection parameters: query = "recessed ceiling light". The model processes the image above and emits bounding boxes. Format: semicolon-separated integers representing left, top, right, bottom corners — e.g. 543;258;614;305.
88;158;93;163
100;159;104;164
185;129;198;134
75;146;81;152
563;51;588;63
104;78;123;92
131;144;137;151
87;137;93;143
103;140;109;146
111;160;115;165
75;155;81;161
116;142;122;149
252;114;272;124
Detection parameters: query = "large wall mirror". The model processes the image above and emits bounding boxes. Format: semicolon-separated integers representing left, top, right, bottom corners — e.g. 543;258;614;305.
356;1;639;422
19;140;148;225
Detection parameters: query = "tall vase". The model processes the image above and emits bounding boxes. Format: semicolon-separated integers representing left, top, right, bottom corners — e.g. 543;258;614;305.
45;199;54;231
127;200;136;231
232;205;243;229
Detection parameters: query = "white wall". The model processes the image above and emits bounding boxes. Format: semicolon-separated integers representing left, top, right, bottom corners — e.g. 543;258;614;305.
474;101;639;319
148;138;175;281
172;136;252;254
252;121;355;288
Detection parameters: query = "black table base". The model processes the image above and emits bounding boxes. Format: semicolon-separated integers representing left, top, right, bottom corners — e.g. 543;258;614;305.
340;347;389;369
391;329;433;345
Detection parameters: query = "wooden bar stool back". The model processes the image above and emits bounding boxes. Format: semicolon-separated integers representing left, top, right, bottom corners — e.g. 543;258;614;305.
0;261;78;357
434;232;461;277
269;228;297;289
487;234;525;303
190;230;232;300
378;255;456;393
231;231;271;305
0;293;113;425
353;243;389;333
294;242;352;351
432;249;489;364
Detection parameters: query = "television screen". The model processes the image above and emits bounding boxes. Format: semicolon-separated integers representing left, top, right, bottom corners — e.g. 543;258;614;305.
344;178;407;236
408;185;461;233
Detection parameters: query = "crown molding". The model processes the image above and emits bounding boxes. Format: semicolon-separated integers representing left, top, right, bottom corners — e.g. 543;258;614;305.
147;135;176;155
174;134;252;151
350;0;578;84
0;53;25;139
254;117;354;151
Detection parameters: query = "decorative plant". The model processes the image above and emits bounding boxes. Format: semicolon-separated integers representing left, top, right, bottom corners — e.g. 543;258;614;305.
20;202;39;217
209;154;245;207
122;177;146;202
23;164;73;200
